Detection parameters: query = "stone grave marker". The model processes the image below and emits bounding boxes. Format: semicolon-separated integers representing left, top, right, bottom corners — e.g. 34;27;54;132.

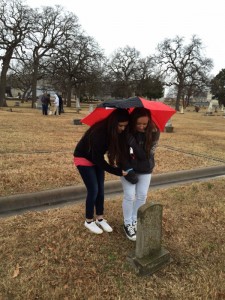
89;103;94;112
76;98;81;113
127;202;172;276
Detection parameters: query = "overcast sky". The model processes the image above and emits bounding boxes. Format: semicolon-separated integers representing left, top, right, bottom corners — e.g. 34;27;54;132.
26;0;225;76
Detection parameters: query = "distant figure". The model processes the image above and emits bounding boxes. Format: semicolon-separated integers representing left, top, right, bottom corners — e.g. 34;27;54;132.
46;94;51;114
41;93;51;115
57;94;63;114
53;94;59;115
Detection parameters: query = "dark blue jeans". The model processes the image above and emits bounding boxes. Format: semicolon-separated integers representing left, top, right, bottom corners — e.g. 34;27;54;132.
42;104;48;115
77;165;105;219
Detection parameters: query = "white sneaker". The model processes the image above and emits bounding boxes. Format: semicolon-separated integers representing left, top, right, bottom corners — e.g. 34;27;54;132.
96;219;113;232
84;221;103;234
123;224;136;241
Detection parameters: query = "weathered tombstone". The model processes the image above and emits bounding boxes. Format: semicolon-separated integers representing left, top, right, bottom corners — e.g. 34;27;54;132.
127;203;171;276
89;104;94;112
165;118;174;133
180;105;184;114
206;99;219;115
35;98;42;110
76;98;81;113
211;99;219;112
206;101;213;115
73;119;82;125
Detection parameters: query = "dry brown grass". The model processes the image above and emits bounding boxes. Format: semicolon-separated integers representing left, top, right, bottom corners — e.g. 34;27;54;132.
0;179;224;299
0;102;225;299
1;102;225;197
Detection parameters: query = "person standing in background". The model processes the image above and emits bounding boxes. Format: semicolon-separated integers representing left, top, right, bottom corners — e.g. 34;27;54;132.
53;94;59;115
41;92;51;115
57;94;63;114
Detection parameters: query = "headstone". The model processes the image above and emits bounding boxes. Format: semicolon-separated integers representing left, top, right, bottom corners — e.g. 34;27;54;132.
207;99;219;114
180;106;184;114
206;102;213;114
127;203;172;276
76;98;81;113
35;98;42;109
89;104;94;112
73;119;82;125
165;119;174;133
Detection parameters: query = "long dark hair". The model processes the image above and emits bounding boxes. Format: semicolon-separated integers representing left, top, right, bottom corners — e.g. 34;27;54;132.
85;109;129;166
129;107;157;158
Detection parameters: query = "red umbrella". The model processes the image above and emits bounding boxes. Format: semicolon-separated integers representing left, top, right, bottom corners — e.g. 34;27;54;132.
81;97;176;132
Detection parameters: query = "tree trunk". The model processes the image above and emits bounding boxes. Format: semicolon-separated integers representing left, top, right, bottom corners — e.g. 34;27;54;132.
66;81;72;107
0;57;11;107
175;89;182;111
31;63;39;108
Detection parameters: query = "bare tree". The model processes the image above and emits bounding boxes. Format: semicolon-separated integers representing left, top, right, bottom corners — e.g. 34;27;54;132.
0;0;32;106
9;59;35;99
106;46;141;98
48;33;104;106
183;64;211;106
135;56;164;99
155;35;213;110
25;5;80;107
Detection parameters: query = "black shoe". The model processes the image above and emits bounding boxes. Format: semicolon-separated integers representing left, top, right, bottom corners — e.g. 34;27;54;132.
123;224;136;241
132;221;137;233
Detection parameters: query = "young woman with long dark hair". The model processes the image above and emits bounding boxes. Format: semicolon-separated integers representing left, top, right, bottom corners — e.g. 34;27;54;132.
74;109;131;234
121;107;160;241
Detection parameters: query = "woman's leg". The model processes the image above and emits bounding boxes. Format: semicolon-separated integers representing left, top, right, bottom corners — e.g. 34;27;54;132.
77;166;99;220
121;177;136;226
94;165;105;217
94;166;113;232
132;174;151;223
44;104;48;115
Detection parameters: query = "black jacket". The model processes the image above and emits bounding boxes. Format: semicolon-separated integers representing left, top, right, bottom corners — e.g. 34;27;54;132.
125;130;160;174
74;126;123;176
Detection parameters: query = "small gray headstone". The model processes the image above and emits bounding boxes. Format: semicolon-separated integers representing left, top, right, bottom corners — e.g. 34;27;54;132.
135;203;162;258
89;104;94;112
127;202;172;276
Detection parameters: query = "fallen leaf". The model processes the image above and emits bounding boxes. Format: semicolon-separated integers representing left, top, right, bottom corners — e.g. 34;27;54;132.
12;264;21;278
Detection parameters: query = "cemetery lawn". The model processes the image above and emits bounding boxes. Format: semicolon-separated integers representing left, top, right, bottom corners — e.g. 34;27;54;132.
0;103;225;298
0;103;225;197
0;178;224;299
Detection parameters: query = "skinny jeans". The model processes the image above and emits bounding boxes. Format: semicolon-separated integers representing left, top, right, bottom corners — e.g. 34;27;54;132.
77;165;105;219
121;173;151;226
42;104;48;115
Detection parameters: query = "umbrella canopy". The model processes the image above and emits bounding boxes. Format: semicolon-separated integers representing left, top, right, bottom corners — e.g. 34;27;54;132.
81;97;176;131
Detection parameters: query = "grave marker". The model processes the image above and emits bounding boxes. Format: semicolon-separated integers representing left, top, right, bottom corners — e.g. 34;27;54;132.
127;203;172;276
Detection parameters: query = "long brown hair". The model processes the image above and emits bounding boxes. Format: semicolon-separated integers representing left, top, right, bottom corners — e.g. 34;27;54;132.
129;107;156;158
85;109;129;166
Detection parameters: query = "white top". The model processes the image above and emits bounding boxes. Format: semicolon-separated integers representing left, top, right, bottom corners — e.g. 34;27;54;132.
53;94;59;106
